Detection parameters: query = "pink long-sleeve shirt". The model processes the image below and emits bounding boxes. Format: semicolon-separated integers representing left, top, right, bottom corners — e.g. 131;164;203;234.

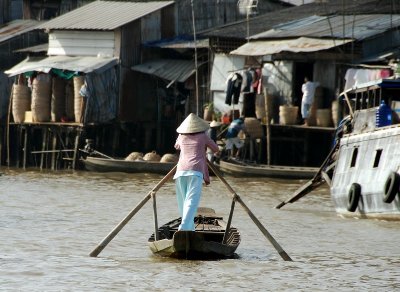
174;132;219;185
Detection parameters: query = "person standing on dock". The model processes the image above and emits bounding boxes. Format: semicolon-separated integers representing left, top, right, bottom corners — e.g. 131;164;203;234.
174;113;220;231
301;77;319;126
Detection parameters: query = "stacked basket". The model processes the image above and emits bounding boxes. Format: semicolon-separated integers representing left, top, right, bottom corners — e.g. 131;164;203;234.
12;84;31;123
279;105;298;125
51;77;66;122
73;76;85;123
32;74;52;122
244;118;264;138
65;79;75;121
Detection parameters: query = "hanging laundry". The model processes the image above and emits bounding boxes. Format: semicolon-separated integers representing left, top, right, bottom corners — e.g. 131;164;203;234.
241;69;254;93
253;68;262;94
225;72;243;105
242;92;256;118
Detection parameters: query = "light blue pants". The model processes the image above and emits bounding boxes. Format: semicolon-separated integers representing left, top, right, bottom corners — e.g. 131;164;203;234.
175;175;203;231
301;102;312;119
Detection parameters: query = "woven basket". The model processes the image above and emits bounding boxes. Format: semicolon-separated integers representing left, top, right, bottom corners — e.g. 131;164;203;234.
32;74;52;122
12;84;31;123
244;118;264;138
160;153;178;163
51;77;66;122
255;94;266;120
65;79;75;121
316;109;332;127
73;76;85;122
279;105;298;125
125;152;143;161
143;151;161;162
331;100;339;127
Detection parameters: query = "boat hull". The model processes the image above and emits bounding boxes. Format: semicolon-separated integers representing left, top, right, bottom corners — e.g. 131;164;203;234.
331;125;400;220
148;209;241;259
83;156;175;174
218;159;318;179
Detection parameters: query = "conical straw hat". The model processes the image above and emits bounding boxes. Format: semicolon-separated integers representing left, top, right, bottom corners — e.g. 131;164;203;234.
176;113;210;134
210;120;221;128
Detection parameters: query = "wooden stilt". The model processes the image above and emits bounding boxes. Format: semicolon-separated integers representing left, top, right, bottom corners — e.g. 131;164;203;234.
22;125;28;170
40;127;48;170
72;129;81;170
0;126;3;165
16;125;21;168
51;128;57;170
112;124;120;156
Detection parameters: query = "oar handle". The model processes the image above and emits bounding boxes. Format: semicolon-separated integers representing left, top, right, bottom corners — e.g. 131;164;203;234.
207;161;292;261
89;165;177;257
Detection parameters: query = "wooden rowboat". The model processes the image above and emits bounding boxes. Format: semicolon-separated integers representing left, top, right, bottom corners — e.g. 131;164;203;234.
148;208;241;259
82;156;175;174
218;158;319;179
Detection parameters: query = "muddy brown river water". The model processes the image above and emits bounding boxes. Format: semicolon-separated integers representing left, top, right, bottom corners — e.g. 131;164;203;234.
1;168;399;291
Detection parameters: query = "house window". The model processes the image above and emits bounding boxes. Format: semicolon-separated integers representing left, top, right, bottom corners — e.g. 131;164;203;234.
350;147;358;167
373;149;383;168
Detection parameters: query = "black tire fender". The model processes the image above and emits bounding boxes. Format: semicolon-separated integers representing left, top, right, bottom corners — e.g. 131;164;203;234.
347;183;361;212
383;171;400;203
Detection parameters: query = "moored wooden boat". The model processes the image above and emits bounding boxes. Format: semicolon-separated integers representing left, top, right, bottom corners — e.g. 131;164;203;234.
83;156;175;174
148;208;241;259
218;158;319;179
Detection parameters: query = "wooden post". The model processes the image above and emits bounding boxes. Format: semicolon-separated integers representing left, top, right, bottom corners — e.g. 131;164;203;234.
151;191;159;241
40;127;48;170
249;138;254;161
7;85;13;167
111;124;118;156
16;125;21;168
22;125;28;170
72;128;81;170
0;125;3;165
264;88;271;165
51;128;57;170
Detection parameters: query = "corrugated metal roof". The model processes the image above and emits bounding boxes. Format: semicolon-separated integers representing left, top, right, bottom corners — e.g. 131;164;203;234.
148;38;210;49
0;20;43;43
202;0;398;39
5;55;118;76
230;37;352;56
14;43;48;53
132;59;196;83
37;0;174;31
251;14;400;40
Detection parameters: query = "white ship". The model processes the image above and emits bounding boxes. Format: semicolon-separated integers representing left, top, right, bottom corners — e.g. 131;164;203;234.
325;79;400;220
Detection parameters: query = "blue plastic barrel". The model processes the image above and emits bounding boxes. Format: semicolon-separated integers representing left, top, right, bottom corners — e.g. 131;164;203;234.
376;100;392;127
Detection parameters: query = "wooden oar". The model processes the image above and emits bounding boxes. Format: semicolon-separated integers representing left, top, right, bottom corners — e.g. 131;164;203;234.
207;160;292;261
275;142;338;209
89;165;177;257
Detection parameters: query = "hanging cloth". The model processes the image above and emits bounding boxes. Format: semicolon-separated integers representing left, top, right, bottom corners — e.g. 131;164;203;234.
225;73;243;105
